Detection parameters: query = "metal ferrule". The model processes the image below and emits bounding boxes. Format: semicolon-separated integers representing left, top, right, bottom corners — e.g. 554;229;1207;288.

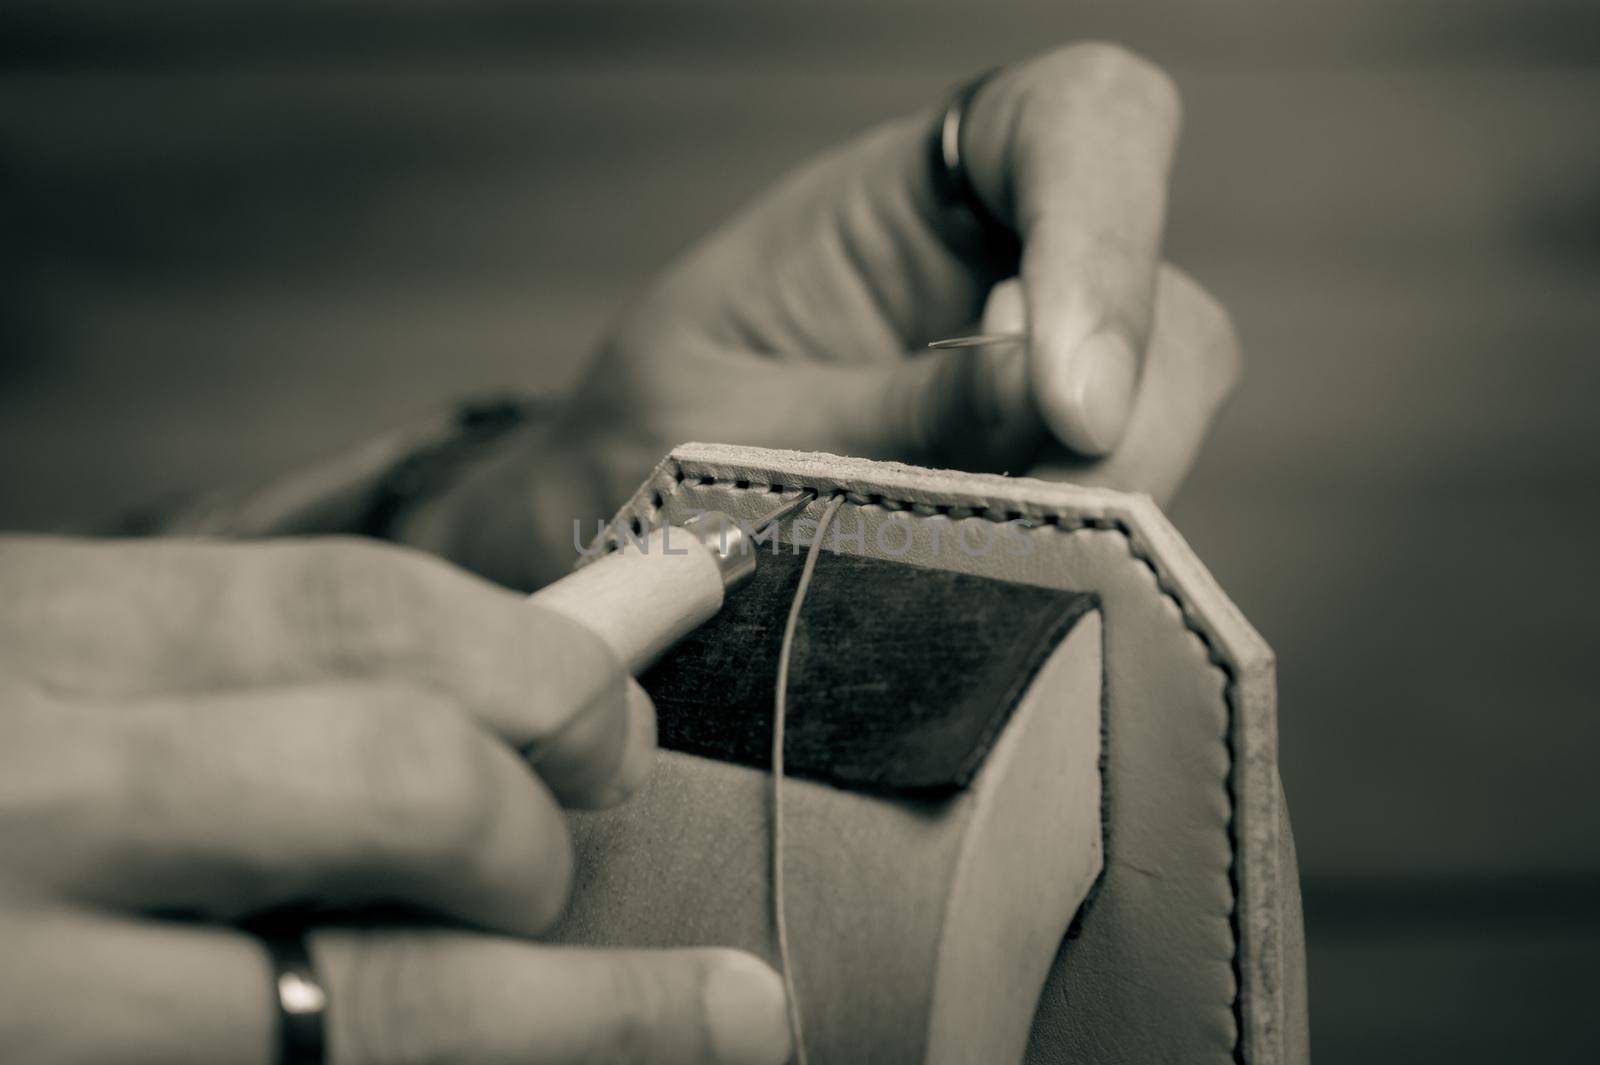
679;511;758;589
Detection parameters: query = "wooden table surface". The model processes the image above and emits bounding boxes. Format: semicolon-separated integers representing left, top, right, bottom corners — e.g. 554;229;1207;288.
4;2;1598;1060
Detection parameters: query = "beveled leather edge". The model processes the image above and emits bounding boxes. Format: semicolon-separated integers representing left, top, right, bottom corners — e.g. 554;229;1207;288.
594;443;1288;1065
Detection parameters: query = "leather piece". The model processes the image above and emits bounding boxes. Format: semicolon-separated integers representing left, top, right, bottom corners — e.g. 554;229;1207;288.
642;549;1097;797
1275;785;1311;1064
594;444;1303;1065
553;615;1106;1064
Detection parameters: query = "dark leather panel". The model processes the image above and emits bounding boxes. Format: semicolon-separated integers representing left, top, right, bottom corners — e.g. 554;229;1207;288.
556;608;1104;1065
642;549;1096;797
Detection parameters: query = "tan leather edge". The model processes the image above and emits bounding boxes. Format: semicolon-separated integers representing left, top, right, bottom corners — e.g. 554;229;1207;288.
596;442;1291;1065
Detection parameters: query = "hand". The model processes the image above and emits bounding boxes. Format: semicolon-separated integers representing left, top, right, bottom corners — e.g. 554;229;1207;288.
404;43;1241;589
0;535;791;1065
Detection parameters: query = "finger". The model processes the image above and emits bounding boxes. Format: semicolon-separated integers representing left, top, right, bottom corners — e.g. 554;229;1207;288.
805;263;1239;480
962;44;1183;455
980;276;1028;337
639;45;1178;461
715;275;1038;471
1030;264;1243;505
3;683;573;935
638;114;991;366
317;932;791;1065
0;536;644;804
1;909;792;1065
828;345;1039;474
675;331;1029;474
0;907;276;1065
529;678;657;811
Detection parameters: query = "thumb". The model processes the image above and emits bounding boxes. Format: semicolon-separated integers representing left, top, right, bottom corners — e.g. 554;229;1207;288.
989;274;1142;462
959;46;1182;456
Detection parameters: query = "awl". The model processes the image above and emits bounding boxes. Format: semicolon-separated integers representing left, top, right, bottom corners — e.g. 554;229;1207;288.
531;490;817;674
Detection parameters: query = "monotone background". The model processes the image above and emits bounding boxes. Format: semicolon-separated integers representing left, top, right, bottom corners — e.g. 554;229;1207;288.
4;3;1597;1061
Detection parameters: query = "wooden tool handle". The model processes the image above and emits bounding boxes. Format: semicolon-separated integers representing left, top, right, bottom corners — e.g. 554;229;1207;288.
531;525;728;674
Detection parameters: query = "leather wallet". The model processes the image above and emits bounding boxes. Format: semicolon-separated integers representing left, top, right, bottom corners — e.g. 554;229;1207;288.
556;443;1308;1065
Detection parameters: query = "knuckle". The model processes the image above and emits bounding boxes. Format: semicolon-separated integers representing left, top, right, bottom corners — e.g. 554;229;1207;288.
352;698;505;869
324;932;436;1065
1047;41;1183;134
527;829;574;931
593;954;678;1064
96;711;196;848
280;538;434;672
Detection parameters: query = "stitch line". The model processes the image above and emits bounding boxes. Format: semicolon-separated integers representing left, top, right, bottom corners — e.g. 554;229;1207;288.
625;467;1248;1064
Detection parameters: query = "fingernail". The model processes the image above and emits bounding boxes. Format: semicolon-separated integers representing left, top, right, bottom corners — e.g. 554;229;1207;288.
1060;331;1138;456
705;952;793;1065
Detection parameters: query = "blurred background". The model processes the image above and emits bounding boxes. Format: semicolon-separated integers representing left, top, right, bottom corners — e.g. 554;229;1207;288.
3;1;1597;1060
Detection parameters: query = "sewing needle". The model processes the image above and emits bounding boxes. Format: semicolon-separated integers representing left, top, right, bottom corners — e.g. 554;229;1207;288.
531;487;821;677
927;331;1026;350
749;489;818;534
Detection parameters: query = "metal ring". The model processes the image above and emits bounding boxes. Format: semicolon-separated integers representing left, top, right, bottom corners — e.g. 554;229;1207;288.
928;68;1021;262
255;927;329;1065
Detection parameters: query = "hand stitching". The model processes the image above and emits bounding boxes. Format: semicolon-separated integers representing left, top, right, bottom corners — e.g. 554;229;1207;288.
622;464;1247;1063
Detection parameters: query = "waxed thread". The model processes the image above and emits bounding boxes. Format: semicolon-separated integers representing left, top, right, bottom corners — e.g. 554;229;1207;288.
772;492;843;1065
